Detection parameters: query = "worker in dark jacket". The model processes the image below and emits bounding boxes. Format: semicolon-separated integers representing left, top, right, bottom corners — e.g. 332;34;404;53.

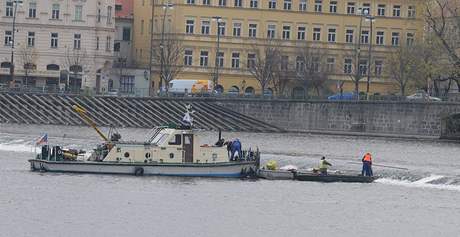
225;140;233;160
319;156;332;175
230;139;242;161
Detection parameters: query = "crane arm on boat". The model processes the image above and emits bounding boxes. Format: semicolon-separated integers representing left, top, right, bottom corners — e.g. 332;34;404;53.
72;104;109;142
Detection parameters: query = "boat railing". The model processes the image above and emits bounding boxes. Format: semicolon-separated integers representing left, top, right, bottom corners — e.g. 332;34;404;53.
145;126;168;144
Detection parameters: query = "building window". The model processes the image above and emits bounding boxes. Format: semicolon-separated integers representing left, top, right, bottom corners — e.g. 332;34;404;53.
361;30;369;44
393;5;400;17
295;56;304;72
269;0;277;9
376;31;384;45
282;25;290;40
184;50;193;66
96;37;100;50
326;58;335;72
106;36;112;51
141;20;144;35
74;34;81;49
408;6;416;18
201;20;210;35
329;1;337;13
249;24;257;38
314;0;322;12
200;51;209;67
284;0;292;10
120;76;135;93
267;24;276;38
299;0;307;11
187;0;195;4
359;59;368;75
344;58;352;74
313;28;321;41
345;29;354;43
377;4;385;16
217;52;224;67
75;5;83;21
297;26;306;40
4;31;12;46
406;33;415;46
29;2;37;18
115;4;122;11
328;28;336;42
6;1;13;17
218;22;226;36
362;3;370;15
107;6;113;24
52;4;60;19
233;22;241;37
186;20;194;34
392;32;399;46
27;32;35;47
219;0;227;6
375;60;383;76
347;2;355;14
203;0;210;5
247;53;256;68
250;0;258;8
123;27;131;41
234;0;242;7
97;9;101;22
51;33;58;48
231;52;240;68
281;56;288;70
312;57;320;72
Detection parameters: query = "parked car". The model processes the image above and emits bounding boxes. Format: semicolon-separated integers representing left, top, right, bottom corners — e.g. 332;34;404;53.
327;92;356;101
406;92;441;102
168;79;213;96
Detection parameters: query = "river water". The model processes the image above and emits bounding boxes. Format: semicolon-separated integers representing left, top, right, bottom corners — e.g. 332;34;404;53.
1;124;459;237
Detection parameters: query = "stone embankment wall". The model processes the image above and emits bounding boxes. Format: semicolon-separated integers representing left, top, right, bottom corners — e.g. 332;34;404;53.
216;99;460;138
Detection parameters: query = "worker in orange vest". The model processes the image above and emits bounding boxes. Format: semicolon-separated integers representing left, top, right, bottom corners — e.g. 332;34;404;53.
361;153;373;176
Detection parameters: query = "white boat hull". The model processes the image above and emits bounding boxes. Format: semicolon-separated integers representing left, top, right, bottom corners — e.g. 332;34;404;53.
29;159;257;178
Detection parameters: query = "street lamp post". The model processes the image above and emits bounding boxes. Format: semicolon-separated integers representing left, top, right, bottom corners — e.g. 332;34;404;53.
355;7;365;101
212;16;222;90
158;3;173;95
365;14;375;100
9;0;23;83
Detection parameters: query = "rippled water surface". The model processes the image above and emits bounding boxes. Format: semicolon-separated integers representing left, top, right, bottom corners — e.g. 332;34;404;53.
1;124;460;237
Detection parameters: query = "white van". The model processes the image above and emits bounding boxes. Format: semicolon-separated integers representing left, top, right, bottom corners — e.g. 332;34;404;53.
168;79;213;96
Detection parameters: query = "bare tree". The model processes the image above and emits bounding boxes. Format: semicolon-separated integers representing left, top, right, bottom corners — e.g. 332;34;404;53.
341;44;366;98
247;40;281;96
18;45;38;87
425;0;460;68
272;67;291;97
151;33;184;92
386;45;420;96
64;48;87;91
295;45;330;96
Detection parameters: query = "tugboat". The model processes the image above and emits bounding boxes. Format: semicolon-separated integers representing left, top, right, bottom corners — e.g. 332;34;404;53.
29;104;260;178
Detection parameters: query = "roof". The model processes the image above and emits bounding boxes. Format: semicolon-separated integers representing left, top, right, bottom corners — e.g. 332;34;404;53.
115;0;133;19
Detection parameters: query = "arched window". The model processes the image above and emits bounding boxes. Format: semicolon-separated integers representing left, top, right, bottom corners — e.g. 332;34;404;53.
215;84;224;93
1;62;12;68
228;86;239;94
264;88;273;97
23;63;37;70
69;65;83;73
244;87;255;96
46;64;60;71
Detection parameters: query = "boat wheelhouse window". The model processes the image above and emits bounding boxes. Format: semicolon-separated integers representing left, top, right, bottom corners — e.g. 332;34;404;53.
151;133;168;145
184;135;192;145
168;134;182;145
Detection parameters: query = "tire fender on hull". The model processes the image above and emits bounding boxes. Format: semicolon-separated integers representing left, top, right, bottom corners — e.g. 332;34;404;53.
134;167;144;176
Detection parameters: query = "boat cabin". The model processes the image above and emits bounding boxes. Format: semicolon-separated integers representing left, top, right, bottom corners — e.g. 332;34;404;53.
101;127;229;164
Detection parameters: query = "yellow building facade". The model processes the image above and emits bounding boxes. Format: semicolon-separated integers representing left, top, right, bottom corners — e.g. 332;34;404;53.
133;0;424;96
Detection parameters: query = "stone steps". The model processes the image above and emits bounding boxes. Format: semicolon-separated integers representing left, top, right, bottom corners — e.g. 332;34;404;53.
0;93;282;133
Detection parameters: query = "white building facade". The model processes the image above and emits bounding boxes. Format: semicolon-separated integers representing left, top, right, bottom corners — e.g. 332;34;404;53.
0;0;115;94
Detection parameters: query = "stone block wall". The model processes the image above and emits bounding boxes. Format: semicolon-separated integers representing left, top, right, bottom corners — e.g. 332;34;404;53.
216;99;460;137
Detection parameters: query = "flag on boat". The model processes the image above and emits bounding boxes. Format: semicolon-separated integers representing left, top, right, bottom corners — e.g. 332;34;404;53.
36;133;48;145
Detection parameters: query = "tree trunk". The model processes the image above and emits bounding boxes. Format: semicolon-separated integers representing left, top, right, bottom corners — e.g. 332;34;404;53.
354;80;359;100
400;84;405;97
